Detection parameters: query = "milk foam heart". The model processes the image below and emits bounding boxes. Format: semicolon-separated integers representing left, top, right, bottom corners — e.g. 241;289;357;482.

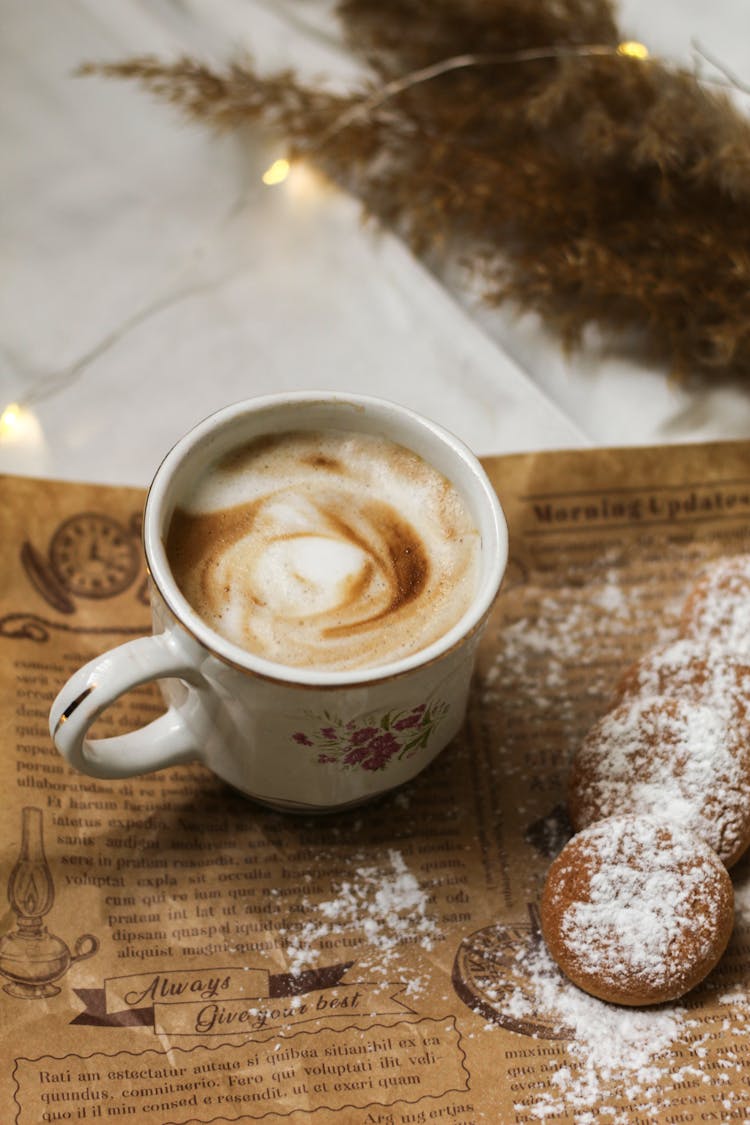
166;429;481;671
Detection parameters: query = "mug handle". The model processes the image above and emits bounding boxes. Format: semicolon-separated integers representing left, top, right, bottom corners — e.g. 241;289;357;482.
49;632;205;779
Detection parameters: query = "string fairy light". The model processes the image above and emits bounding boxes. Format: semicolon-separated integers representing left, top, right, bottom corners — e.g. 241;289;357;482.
258;35;750;186
315;41;652;147
618;41;650;60
0;403;22;433
262;157;291;185
259;39;651;185
0;402;44;448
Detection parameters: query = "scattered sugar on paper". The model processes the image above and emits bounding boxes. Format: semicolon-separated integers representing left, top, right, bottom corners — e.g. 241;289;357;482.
483;564;684;706
475;555;750;1121
484;931;750;1123
477;563;687;843
486;811;750;1122
507;943;684;1114
282;848;440;990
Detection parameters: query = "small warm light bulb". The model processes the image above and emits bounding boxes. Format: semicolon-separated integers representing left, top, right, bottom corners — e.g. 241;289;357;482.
0;403;21;432
262;158;291;186
0;402;44;449
617;41;649;60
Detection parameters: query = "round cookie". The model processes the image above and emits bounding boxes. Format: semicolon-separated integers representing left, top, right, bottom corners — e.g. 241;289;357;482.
680;554;750;655
540;815;734;1006
613;638;750;730
568;695;750;868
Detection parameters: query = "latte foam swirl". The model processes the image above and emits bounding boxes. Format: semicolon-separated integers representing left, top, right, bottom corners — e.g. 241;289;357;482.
166;431;479;671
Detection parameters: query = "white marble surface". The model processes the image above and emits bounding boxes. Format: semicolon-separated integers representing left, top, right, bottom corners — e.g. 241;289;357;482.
2;0;749;486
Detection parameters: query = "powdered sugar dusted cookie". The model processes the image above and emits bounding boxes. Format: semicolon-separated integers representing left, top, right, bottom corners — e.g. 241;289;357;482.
614;638;750;728
540;815;734;1006
680;554;750;655
567;695;750;868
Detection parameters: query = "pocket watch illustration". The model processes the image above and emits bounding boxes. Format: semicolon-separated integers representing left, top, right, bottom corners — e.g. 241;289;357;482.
452;905;572;1040
21;511;140;614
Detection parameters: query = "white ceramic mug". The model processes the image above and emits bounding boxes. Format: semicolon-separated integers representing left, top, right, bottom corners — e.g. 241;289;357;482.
49;393;507;811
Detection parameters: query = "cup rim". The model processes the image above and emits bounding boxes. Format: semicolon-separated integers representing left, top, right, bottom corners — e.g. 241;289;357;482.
144;391;508;687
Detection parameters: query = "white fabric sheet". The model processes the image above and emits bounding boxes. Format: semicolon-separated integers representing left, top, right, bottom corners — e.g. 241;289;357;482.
1;0;748;484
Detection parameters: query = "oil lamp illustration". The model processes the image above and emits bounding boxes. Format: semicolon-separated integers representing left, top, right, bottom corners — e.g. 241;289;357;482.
0;806;98;997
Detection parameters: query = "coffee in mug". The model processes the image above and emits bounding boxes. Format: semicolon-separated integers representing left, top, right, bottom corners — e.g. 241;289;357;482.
50;393;507;811
165;429;480;672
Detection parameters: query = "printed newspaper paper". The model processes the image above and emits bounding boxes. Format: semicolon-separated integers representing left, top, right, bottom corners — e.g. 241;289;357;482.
2;440;750;1123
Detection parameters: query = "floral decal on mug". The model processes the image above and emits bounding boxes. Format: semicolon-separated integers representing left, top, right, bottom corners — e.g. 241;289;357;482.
292;699;450;772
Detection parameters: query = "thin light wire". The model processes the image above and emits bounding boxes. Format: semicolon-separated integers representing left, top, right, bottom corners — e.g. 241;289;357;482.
260;37;750;184
294;39;748;162
314;43;625;150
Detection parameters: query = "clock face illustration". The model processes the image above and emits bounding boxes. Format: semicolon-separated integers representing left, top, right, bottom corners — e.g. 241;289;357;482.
452;918;573;1040
49;513;139;599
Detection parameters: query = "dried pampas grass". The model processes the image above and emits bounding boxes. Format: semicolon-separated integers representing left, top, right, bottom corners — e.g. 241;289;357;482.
80;0;750;380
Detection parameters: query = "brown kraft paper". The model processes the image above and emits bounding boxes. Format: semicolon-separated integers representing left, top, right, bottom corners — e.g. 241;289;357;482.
2;439;750;1124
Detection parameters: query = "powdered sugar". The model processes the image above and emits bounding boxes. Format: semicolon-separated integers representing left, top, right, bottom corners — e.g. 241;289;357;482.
616;637;750;722
681;554;750;656
265;550;750;1123
472;921;750;1123
282;849;440;981
505;939;688;1109
546;817;731;997
473;550;750;1120
570;696;750;865
479;559;687;770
